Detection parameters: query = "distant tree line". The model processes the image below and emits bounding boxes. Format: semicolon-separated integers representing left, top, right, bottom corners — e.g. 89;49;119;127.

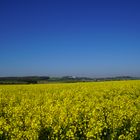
0;76;139;84
0;76;50;84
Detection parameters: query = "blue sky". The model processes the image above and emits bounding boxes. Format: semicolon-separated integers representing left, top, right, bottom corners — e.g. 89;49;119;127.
0;0;140;77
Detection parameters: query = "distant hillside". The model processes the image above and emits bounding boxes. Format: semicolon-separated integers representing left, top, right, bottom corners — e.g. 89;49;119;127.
0;76;139;84
0;76;50;84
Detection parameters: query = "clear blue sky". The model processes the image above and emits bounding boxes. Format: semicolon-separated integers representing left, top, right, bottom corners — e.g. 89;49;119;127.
0;0;140;77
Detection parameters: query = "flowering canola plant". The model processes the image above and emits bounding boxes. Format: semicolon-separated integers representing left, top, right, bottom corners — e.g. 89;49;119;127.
0;80;140;139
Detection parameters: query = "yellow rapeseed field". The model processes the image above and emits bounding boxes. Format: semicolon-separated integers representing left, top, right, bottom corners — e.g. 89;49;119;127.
0;80;140;139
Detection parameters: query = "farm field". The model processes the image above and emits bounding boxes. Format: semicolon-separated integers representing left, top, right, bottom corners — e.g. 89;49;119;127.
0;80;140;139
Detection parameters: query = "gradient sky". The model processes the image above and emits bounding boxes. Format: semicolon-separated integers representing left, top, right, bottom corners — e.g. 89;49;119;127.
0;0;140;77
